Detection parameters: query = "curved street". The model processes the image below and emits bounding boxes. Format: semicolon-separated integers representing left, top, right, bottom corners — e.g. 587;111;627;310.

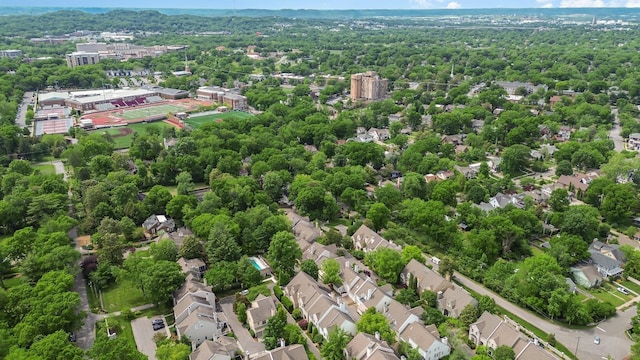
454;271;634;360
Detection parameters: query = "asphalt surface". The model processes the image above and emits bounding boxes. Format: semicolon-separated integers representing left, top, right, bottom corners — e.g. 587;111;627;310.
15;91;33;128
72;269;97;351
131;317;166;360
219;296;266;356
454;272;634;360
610;108;625;152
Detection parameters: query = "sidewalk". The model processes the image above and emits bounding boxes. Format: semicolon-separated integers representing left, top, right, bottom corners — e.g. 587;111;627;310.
96;303;155;320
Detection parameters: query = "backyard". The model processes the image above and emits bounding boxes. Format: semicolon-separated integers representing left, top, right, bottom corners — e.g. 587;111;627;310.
32;163;56;175
586;282;633;307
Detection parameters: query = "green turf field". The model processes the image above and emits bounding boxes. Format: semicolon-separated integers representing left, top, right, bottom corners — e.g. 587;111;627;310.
186;111;253;129
118;104;186;121
100;122;174;149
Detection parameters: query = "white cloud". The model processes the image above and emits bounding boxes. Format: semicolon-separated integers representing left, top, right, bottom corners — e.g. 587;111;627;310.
560;0;605;7
536;0;554;7
627;0;640;6
409;0;432;8
446;1;461;8
542;2;554;6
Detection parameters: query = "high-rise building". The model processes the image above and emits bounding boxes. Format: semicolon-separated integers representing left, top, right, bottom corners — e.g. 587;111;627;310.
66;51;101;67
350;71;388;101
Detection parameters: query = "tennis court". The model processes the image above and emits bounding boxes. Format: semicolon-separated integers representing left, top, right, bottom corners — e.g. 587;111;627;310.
186;111;254;129
118;104;187;121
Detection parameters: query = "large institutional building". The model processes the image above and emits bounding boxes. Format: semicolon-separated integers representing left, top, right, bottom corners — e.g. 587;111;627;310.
350;71;388;101
196;86;247;111
65;41;187;67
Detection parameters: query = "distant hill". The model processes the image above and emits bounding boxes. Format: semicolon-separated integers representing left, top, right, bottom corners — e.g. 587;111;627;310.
2;6;640;19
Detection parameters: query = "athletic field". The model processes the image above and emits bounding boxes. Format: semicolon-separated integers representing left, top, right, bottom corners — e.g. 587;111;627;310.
118;104;187;121
185;111;254;129
100;122;175;149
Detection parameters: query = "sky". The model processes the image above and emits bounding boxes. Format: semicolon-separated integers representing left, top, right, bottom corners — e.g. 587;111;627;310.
3;0;640;9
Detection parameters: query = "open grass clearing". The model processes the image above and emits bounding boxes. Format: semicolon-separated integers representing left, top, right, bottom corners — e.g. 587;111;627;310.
98;121;174;149
185;111;253;129
101;279;148;313
32;163;56;175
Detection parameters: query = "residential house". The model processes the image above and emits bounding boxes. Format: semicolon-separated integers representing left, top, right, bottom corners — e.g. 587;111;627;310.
454;165;477;179
437;285;478;318
251;344;309;360
345;332;400;360
174;275;228;347
159;227;194;248
352;225;401;253
176;308;228;347
189;336;240;360
495;81;547;96
400;259;451;294
589;240;625;278
441;134;466;146
555;126;573;142
143;214;176;236
570;265;603;288
174;288;216;325
382;299;423;336
399;323;450;360
629;133;640;151
246;295;277;338
342;267;393;314
178;257;207;280
368;128;391;141
284;272;357;339
285;210;323;251
469;312;559;360
471;119;485;133
489;193;520;209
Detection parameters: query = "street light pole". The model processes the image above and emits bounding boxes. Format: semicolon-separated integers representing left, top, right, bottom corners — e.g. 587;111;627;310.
574;336;581;358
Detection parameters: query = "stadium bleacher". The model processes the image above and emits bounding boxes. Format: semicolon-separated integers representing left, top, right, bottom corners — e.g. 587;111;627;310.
145;96;163;103
96;103;116;111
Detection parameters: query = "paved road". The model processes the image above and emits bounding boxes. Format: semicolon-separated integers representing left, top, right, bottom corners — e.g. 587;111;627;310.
72;268;97;351
131;317;167;360
454;272;634;360
15;91;33;128
219;296;266;356
610;108;625;152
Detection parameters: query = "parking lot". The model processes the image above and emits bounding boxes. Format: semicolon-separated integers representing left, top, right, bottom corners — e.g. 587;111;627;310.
131;317;167;360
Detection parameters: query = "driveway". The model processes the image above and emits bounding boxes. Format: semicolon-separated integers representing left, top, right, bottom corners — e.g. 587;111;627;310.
454;272;633;360
131;317;167;360
219;296;265;356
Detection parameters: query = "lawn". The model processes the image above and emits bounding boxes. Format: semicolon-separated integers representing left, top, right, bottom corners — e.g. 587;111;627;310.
619;280;640;295
185;111;253;129
33;163;56;175
588;284;629;307
101;279;148;313
95;314;135;345
3;275;23;289
99;121;174;149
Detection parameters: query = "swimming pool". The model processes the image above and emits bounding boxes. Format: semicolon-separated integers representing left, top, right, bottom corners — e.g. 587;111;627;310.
249;257;267;270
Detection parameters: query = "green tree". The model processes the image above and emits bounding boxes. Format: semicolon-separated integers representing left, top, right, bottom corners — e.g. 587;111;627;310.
321;258;342;287
29;330;85;360
549;188;569;212
267;231;302;285
366;202;391;231
263;306;288;350
300;259;319;280
88;334;147;360
150;238;178;262
555;160;574;176
356;307;395;344
365;247;404;284
494;345;516;360
156;342;191;360
459;304;480;329
501;144;531;176
178;236;205;260
206;222;242;263
401;245;424;265
561;205;601;241
321;328;352;360
236;302;247;325
205;261;237;292
144;185;173;215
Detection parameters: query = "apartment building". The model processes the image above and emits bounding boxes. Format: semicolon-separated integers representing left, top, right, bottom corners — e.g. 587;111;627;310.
350;71;388;101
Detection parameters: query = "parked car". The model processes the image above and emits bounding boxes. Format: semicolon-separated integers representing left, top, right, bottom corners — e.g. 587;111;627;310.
152;318;164;325
69;333;76;342
152;321;165;331
617;286;630;295
594;336;600;345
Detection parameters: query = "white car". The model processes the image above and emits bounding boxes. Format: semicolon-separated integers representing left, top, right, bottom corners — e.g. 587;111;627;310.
594;336;600;345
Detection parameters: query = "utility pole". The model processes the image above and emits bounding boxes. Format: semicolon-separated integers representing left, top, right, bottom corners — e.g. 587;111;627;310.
574;336;581;358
